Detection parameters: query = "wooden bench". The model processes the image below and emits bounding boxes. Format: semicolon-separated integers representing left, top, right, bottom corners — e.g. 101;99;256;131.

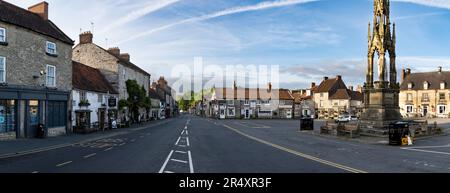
337;123;360;138
320;121;338;136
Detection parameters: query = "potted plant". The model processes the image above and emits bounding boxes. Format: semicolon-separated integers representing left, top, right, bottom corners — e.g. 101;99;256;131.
78;99;91;109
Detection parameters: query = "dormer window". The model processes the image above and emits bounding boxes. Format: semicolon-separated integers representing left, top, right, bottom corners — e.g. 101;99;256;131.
408;83;413;89
0;28;6;42
423;82;429;90
46;41;57;56
441;82;446;90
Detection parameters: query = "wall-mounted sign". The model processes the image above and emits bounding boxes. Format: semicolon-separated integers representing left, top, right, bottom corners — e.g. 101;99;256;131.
108;98;117;107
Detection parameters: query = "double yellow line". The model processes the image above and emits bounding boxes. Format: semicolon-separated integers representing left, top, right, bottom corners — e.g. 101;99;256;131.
222;124;367;173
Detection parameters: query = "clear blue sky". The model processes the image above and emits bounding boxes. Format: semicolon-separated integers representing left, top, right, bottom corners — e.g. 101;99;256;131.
13;0;450;89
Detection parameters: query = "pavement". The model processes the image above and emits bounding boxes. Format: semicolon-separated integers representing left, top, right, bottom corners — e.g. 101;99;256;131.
1;115;450;173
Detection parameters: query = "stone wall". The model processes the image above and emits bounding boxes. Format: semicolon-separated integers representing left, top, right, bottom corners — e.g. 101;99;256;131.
0;21;72;91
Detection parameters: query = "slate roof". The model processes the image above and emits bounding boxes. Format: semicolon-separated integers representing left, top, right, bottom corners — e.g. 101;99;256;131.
0;0;73;45
72;61;118;94
401;71;450;90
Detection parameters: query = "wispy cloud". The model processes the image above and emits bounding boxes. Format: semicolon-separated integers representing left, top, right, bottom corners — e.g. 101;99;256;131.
98;0;180;34
392;0;450;10
118;0;317;45
394;11;447;20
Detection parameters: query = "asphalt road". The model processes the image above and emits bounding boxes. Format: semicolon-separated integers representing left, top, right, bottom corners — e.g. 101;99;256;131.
1;115;450;173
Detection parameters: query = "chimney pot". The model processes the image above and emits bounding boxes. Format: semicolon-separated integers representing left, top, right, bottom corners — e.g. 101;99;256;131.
324;77;329;81
311;82;316;89
108;47;121;57
28;1;49;20
438;66;443;73
79;31;93;44
268;82;272;92
120;53;130;62
337;75;342;80
349;86;354;91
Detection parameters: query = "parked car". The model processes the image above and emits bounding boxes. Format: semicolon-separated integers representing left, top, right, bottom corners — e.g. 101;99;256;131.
336;115;358;123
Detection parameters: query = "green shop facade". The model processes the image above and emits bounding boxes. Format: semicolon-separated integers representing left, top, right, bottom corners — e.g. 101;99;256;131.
0;85;70;139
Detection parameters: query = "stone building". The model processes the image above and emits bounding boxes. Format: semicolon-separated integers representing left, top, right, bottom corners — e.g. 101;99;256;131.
292;83;316;119
72;32;151;123
313;76;363;119
0;1;73;139
207;83;295;119
150;77;176;118
400;67;450;118
72;61;119;132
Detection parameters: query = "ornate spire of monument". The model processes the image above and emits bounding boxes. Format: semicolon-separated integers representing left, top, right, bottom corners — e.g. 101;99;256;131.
367;0;396;88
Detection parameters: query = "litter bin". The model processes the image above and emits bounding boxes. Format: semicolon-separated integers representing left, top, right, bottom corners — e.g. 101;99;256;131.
300;117;314;131
389;122;409;146
36;124;46;139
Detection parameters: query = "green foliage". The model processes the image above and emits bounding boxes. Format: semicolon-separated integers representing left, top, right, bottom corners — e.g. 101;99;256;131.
118;99;129;111
78;99;90;107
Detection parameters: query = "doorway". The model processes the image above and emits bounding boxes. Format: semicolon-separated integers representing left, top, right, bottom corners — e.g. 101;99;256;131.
245;109;250;119
27;100;39;138
423;106;428;117
99;109;106;131
219;106;226;119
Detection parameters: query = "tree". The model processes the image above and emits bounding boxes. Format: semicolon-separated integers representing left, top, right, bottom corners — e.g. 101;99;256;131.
125;80;148;123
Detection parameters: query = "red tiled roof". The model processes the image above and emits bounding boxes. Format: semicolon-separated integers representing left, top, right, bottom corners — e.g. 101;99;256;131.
72;61;118;94
0;1;73;44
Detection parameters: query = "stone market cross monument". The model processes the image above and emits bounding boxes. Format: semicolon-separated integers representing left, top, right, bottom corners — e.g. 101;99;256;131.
360;0;401;136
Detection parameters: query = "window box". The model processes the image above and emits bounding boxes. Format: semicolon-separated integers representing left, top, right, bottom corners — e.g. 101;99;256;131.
78;100;91;107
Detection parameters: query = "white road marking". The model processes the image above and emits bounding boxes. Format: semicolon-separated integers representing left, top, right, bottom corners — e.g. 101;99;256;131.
188;151;194;173
159;150;174;173
56;161;73;167
186;137;190;147
171;159;188;164
84;153;97;159
140;136;145;138
164;171;174;173
181;130;186;135
119;143;126;146
175;150;187;154
175;137;181;146
178;145;187;148
402;144;450;150
104;147;113;152
31;171;39;173
130;139;136;142
402;148;450;155
185;130;189;135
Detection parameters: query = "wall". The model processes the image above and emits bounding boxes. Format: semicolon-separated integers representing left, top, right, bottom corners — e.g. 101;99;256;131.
0;22;72;91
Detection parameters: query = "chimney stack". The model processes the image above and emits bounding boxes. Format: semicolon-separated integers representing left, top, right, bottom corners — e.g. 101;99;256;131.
310;82;316;89
268;82;272;92
120;53;130;62
438;66;443;73
28;1;49;20
79;31;93;44
323;77;329;81
357;85;363;93
336;75;342;80
348;86;354;91
108;47;120;57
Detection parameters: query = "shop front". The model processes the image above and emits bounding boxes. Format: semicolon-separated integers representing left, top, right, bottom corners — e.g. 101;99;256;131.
0;86;70;139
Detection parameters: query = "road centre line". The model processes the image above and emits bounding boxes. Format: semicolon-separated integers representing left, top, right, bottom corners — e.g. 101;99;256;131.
83;153;97;159
104;147;113;152
159;150;174;173
56;161;73;167
221;124;367;173
188;151;194;173
401;148;450;155
186;137;190;147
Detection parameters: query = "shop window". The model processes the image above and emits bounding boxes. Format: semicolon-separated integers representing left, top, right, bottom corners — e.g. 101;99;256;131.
0;100;16;133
